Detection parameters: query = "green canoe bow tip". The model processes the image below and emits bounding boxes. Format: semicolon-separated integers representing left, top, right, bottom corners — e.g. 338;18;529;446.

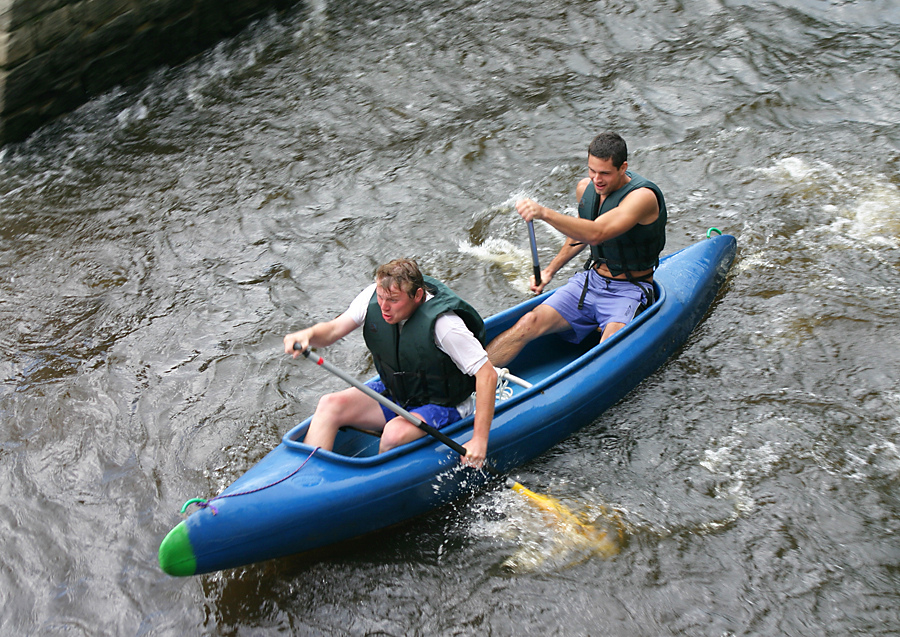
158;521;197;577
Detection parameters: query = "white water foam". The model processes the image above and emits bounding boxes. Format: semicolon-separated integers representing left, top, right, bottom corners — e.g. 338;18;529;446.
761;156;900;250
460;194;569;293
697;425;785;529
458;237;534;294
843;390;900;482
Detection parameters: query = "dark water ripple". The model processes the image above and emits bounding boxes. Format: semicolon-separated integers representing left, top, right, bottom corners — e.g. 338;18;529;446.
1;0;899;634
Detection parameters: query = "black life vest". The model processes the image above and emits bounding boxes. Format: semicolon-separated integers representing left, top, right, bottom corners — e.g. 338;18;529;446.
362;276;486;407
578;171;667;277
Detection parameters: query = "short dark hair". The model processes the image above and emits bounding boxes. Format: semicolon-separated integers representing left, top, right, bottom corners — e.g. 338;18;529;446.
588;132;627;169
375;259;425;298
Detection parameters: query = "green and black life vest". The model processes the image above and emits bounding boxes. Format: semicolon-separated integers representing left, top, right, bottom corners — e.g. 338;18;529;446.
578;171;667;277
362;276;486;408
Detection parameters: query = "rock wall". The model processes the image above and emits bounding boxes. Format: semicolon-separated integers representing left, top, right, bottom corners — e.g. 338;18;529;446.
0;0;297;145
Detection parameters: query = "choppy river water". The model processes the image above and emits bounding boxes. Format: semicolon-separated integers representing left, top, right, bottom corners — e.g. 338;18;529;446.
2;0;899;634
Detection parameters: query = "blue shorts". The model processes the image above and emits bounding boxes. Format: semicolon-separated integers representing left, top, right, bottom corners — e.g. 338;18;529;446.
543;270;653;343
365;380;462;429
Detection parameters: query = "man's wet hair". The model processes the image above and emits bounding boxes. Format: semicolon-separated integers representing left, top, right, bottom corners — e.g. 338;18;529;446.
375;259;427;298
588;132;627;169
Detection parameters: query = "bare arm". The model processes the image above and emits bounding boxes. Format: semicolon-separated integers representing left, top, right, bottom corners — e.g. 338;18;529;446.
530;240;586;294
283;313;359;357
517;177;660;249
461;360;498;469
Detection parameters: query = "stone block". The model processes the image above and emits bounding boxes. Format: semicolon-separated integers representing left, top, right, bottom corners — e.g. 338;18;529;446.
7;0;69;31
222;0;279;23
1;103;44;143
2;29;82;114
119;22;166;75
2;24;39;69
1;0;14;32
136;0;185;24
81;20;168;94
0;30;16;68
195;0;232;42
2;49;54;113
32;4;73;53
80;9;139;58
81;42;133;94
76;0;133;31
155;12;202;64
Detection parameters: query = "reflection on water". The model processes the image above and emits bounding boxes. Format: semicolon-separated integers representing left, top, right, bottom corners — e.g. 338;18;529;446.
2;0;900;634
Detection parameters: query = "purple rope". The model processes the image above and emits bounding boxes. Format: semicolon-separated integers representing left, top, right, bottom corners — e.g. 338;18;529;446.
181;447;320;516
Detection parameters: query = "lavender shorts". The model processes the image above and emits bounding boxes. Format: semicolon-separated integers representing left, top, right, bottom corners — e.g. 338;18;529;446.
365;380;462;429
543;270;653;343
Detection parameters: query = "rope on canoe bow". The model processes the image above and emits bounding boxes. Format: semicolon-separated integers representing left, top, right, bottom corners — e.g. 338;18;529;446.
707;227;722;238
496;375;513;401
179;446;320;516
495;367;532;400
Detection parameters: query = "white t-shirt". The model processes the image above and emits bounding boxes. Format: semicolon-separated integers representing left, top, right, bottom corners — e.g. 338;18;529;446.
341;283;489;416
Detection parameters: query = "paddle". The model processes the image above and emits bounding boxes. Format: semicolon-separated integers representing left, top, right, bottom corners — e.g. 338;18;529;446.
526;220;541;286
294;344;617;549
296;345;469;458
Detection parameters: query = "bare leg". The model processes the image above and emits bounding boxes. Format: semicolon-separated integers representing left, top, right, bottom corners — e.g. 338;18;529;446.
486;304;571;368
379;413;430;453
600;321;626;342
303;386;387;451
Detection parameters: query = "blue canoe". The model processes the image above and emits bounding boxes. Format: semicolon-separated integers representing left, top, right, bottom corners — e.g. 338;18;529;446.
159;233;737;576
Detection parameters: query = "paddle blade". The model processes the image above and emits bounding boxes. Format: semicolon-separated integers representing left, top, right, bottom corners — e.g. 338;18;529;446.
509;481;623;558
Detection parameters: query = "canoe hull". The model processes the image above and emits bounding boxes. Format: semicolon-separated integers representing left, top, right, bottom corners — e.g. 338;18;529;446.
159;234;736;576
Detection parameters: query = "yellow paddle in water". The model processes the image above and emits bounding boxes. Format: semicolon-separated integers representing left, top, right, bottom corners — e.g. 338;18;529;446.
296;346;620;556
509;481;623;558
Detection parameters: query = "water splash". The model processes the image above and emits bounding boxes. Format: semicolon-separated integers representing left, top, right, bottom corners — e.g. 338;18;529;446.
458;237;534;294
469;485;625;573
761;156;900;250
